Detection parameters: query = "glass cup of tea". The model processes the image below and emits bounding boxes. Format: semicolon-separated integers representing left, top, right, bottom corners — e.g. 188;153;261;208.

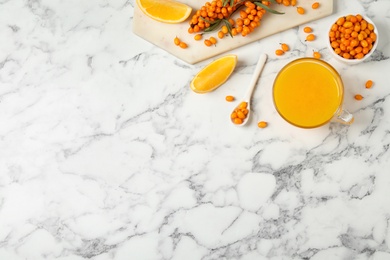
273;58;354;129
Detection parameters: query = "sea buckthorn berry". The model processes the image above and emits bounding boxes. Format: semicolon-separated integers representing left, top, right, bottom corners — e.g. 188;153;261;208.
331;41;340;48
343;21;353;28
193;25;200;32
355;53;364;59
257;121;268;128
218;31;225;39
240;10;247;19
225;95;235;102
297;7;305;14
350;15;357;23
194;34;203;41
360;40;369;48
304;26;313;33
313;51;321;59
354;94;364;100
174;36;181;46
209;37;217;45
312;2;320;9
337;17;345;26
281;43;289;52
233;118;243;124
237;110;245;119
204;39;212;46
365;80;373;89
179;42;188;48
239;101;247;109
343;52;351;59
350;39;359;47
275;49;285;56
221;25;229;34
306;34;315;41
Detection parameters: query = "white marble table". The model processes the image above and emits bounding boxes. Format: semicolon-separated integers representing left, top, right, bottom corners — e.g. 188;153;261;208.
1;0;390;259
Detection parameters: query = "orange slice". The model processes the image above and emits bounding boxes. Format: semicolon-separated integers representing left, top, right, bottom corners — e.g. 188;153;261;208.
190;55;237;93
136;0;192;24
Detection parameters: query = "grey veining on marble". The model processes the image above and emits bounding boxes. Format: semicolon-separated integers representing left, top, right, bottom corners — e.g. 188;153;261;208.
1;0;390;259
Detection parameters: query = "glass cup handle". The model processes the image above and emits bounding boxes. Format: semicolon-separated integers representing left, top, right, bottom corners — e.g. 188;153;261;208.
334;109;354;125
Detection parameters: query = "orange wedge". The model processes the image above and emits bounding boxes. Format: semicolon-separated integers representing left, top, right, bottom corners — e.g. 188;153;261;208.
136;0;192;24
190;55;237;93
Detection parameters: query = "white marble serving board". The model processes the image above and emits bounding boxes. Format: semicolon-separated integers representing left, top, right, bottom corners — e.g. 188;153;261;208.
133;0;333;64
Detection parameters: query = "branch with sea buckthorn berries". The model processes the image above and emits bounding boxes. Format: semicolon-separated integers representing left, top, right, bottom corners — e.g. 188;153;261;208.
187;0;295;41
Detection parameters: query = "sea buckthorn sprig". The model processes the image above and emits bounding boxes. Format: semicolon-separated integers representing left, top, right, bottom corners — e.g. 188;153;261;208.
188;0;290;40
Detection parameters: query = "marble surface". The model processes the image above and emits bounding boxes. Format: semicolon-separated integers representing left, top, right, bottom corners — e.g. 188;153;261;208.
1;0;390;259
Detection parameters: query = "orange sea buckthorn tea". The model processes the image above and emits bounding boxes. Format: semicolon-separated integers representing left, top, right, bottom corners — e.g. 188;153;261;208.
273;58;354;128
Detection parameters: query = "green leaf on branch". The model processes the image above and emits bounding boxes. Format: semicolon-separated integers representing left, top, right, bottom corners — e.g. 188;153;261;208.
204;19;222;32
223;19;233;37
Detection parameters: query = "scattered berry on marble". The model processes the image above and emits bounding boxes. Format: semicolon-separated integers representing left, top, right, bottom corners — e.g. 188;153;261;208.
354;94;364;100
305;33;315;41
313;51;321;59
225;95;235;102
280;43;289;52
365;80;373;89
303;26;312;33
275;49;285;56
257;121;268;128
